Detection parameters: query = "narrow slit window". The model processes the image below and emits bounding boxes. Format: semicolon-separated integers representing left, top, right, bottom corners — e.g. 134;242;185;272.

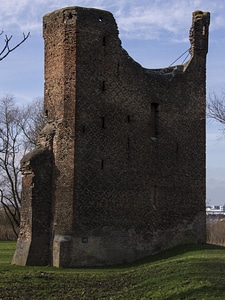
101;160;104;170
101;117;105;129
151;102;159;138
102;81;106;91
153;185;157;204
102;36;106;46
117;62;120;76
127;137;131;160
127;115;130;123
176;143;179;160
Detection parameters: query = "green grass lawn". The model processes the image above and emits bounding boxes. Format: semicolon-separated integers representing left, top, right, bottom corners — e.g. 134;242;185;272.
1;242;225;299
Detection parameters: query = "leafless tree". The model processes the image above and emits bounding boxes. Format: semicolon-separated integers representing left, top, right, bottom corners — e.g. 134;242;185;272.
20;97;46;150
0;31;30;61
0;95;45;237
207;92;225;125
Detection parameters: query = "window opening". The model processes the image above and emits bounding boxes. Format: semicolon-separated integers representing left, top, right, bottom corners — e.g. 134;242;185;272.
153;185;157;204
101;117;105;129
151;102;159;139
102;81;106;91
117;62;120;76
127;115;130;123
176;143;179;160
102;36;106;46
127;137;131;160
101;160;104;170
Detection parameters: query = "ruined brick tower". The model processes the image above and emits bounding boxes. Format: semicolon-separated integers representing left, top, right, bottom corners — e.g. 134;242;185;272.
12;8;210;267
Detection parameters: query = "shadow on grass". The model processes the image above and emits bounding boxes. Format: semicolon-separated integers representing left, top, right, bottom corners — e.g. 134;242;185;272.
98;243;225;270
2;241;225;270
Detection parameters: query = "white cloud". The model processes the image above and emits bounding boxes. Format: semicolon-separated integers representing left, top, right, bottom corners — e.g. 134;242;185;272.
113;0;220;40
1;0;225;40
0;0;121;33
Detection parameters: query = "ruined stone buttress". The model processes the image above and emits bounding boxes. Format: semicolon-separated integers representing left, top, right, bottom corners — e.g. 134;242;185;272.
12;8;210;267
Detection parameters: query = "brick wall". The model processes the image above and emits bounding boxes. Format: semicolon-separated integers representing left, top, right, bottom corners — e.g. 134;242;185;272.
13;8;210;267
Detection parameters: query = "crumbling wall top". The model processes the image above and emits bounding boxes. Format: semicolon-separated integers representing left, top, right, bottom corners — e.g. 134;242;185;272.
192;10;210;19
189;10;210;58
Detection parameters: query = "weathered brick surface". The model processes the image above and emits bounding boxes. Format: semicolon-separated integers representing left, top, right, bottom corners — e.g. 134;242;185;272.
12;146;53;265
13;8;210;267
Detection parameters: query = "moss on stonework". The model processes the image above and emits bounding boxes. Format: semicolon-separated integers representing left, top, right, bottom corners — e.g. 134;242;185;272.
193;10;203;15
193;10;209;17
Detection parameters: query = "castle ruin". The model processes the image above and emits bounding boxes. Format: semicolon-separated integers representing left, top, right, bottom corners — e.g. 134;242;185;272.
12;7;210;267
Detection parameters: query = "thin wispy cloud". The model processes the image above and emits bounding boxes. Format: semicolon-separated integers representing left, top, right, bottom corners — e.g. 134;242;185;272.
115;0;225;40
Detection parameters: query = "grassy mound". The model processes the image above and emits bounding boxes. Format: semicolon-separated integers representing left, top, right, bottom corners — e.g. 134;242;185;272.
1;242;225;299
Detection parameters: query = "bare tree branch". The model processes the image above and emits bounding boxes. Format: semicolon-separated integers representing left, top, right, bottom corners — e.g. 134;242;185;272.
0;31;30;61
207;92;225;127
19;98;46;149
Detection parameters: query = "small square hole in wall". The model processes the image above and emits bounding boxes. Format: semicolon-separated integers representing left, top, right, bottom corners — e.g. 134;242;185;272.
82;237;88;243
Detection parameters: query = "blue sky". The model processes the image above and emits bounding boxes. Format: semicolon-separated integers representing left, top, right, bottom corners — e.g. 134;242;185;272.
0;0;224;205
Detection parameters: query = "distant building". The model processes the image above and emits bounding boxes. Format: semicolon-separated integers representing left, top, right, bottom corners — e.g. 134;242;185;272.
206;205;225;215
